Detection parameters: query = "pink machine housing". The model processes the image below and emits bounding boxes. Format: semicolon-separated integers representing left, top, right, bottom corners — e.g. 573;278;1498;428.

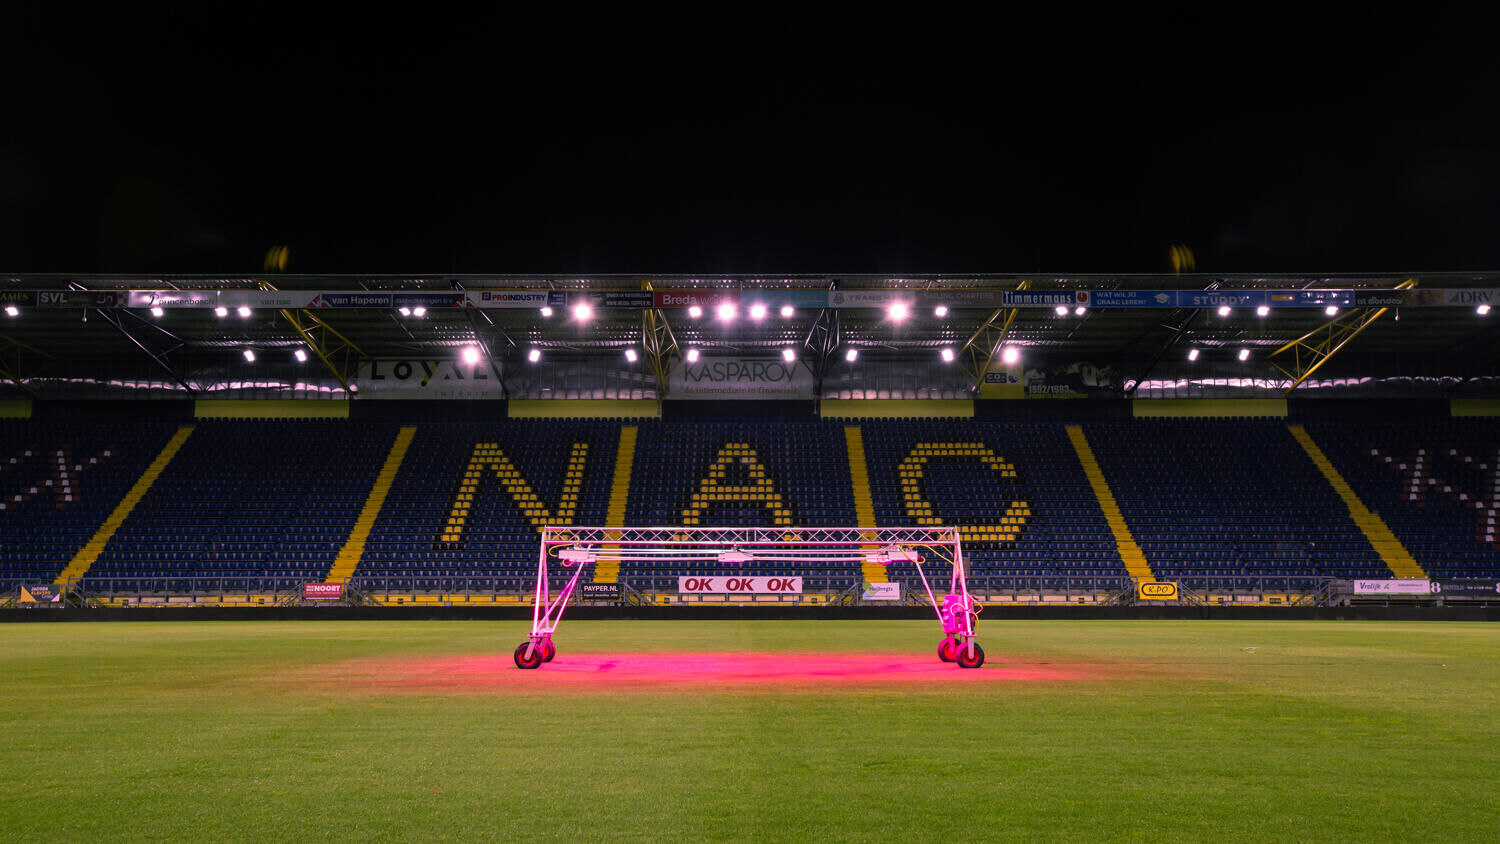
512;526;984;669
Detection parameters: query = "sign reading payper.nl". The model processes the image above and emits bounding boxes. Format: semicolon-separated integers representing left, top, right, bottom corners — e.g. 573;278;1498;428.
678;577;802;595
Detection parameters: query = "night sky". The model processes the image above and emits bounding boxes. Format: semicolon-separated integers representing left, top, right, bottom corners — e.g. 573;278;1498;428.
5;5;1498;276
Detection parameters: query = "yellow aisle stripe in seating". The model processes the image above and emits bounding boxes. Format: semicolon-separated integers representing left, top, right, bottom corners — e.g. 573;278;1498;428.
843;426;886;583
1288;425;1426;579
1064;426;1156;583
326;426;417;583
55;426;195;586
593;426;638;584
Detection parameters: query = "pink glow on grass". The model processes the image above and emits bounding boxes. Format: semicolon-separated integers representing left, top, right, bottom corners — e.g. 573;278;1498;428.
300;652;1110;695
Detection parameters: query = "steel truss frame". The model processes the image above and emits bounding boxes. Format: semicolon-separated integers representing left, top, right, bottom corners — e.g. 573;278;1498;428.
513;525;986;669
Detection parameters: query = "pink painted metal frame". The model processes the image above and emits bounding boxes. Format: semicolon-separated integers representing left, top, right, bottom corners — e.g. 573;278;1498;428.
517;526;980;668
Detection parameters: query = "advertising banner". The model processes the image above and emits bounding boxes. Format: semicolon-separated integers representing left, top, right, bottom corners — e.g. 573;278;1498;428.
1432;580;1500;598
653;289;739;309
1138;581;1179;600
1352;579;1432;595
127;290;219;309
1444;288;1499;308
678;576;803;594
0;291;36;308
568;290;654;309
392;292;467;309
827;290;916;309
1024;360;1118;398
668;356;814;400
1175;290;1267;309
303;583;343;601
1091;290;1180;308
579;583;623;601
36;290;122;308
306;292;393;309
356;359;505;400
464;290;566;308
740;289;829;310
19;585;61;604
860;582;902;601
1001;289;1089;308
217;289;318;309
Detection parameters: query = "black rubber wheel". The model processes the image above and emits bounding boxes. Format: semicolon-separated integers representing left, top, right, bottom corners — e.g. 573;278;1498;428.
956;641;986;669
541;640;556;662
514;642;544;669
938;638;959;662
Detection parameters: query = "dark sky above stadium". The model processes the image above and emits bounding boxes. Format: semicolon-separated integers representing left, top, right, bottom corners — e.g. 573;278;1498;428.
5;5;1499;277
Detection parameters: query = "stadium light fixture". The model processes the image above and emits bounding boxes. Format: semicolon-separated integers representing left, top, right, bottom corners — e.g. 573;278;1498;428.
461;345;481;365
237;305;252;318
1217;305;1231;317
934;305;949;318
559;546;598;564
214;306;228;318
294;349;308;363
844;348;858;362
1325;305;1339;316
781;347;797;362
688;305;703;319
412;306;426;317
1074;306;1087;316
540;306;553;317
940;348;955;363
150;305;164;318
1479;304;1492;316
685;348;700;363
718;548;754;563
888;302;909;322
1188;348;1200;361
624;348;638;362
1257;305;1270;317
528;348;542;363
780;305;795;318
399;306;412;316
716;302;736;321
4;305;17;317
1001;346;1020;365
749;303;768;321
1238;348;1251;361
242;349;256;362
1054;305;1068;316
572;303;593;322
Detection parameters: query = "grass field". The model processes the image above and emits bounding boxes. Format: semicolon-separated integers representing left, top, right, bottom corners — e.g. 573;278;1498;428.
2;619;1496;842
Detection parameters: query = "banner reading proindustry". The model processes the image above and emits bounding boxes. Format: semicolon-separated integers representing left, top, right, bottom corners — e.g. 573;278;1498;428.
668;356;815;400
355;359;507;400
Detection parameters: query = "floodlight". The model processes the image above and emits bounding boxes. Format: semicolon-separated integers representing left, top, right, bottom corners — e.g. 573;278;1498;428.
399;307;412;316
888;302;909;322
412;306;426;317
4;305;17;317
1217;305;1231;316
461;345;481;365
688;305;703;318
1238;348;1251;361
624;348;638;362
1478;304;1491;316
780;305;795;318
214;306;228;318
540;306;553;317
1074;306;1087;316
934;305;949;317
782;347;797;362
716;302;736;321
1001;346;1020;365
572;303;593;322
237;305;252;318
1325;305;1339;316
242;349;256;362
1055;305;1069;316
1187;348;1200;361
686;348;700;363
845;348;859;362
1256;305;1270;317
528;348;542;363
940;348;955;363
749;303;768;321
294;349;308;363
150;305;164;318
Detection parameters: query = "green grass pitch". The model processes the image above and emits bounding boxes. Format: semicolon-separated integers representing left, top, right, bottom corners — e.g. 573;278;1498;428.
2;619;1496;842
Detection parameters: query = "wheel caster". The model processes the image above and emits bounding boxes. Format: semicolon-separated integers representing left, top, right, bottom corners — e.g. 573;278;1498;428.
938;638;959;662
956;641;985;669
541;640;556;662
514;642;544;669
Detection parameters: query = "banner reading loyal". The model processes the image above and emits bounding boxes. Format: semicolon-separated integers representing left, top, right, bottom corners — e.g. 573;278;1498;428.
668;356;814;400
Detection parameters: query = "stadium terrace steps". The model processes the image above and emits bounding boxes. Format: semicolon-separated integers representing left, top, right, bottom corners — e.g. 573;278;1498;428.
54;426;195;586
1289;425;1427;580
1064;426;1155;583
593;425;638;584
326;426;417;584
844;426;887;583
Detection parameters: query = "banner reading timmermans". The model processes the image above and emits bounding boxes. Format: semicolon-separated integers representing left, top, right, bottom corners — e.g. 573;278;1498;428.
669;356;814;400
